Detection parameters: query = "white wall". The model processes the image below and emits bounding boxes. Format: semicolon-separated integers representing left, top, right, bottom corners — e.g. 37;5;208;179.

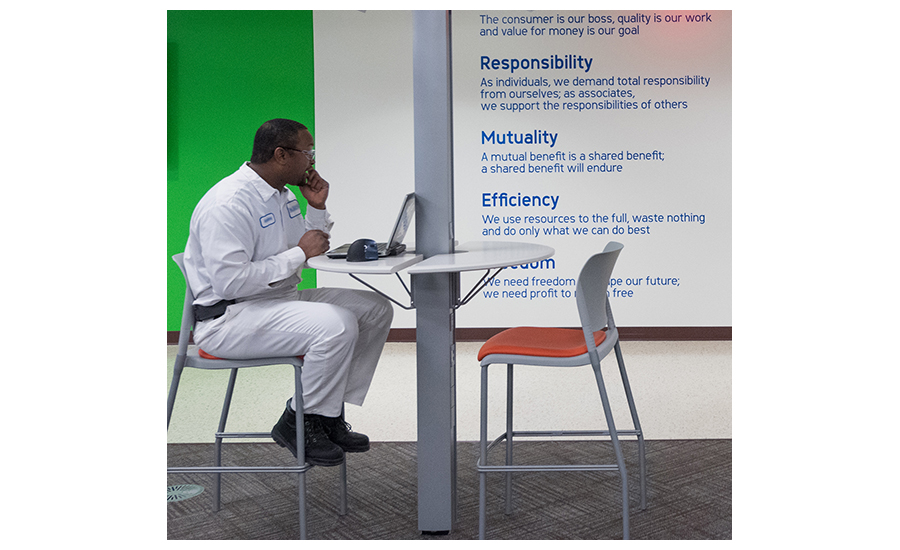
314;10;731;329
314;10;418;328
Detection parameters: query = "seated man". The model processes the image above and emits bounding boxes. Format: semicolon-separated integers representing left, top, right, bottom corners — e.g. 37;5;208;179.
182;118;393;466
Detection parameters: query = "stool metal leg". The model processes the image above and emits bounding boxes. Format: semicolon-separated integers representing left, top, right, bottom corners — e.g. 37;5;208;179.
591;356;630;540
339;460;348;516
339;405;348;516
505;364;514;515
166;361;184;429
614;341;646;510
213;368;239;511
478;365;489;540
294;365;307;540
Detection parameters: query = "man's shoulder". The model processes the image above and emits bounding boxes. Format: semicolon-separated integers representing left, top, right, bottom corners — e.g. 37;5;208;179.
204;166;258;204
192;166;258;221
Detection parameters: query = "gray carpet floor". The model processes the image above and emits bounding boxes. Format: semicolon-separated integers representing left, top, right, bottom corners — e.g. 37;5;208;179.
167;439;731;540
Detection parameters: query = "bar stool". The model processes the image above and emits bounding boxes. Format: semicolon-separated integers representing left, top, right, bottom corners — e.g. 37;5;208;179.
476;242;646;539
167;253;347;539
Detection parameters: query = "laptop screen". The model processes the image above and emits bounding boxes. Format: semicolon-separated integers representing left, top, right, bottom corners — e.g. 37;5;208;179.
388;193;416;249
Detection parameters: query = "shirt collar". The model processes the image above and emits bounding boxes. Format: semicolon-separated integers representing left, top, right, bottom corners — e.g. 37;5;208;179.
240;162;284;202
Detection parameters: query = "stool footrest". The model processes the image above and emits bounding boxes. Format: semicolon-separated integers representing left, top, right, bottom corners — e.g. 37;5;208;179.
480;430;643;473
215;431;274;439
511;429;642;439
485;429;642;454
168;465;313;474
477;462;620;473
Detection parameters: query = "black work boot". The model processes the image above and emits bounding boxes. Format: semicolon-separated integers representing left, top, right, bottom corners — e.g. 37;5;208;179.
271;400;344;467
320;413;370;453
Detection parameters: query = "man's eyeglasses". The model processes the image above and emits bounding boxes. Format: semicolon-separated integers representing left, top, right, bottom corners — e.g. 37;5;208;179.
278;146;315;161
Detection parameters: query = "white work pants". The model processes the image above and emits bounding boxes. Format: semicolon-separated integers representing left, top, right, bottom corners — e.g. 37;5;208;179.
192;288;393;417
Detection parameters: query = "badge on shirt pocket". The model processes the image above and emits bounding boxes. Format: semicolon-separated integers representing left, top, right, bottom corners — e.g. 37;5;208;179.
286;200;302;219
259;213;276;228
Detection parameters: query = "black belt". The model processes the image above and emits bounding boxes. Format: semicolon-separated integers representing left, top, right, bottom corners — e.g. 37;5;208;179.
193;299;236;323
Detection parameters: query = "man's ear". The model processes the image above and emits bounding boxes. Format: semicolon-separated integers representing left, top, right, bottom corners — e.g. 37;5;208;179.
272;146;289;165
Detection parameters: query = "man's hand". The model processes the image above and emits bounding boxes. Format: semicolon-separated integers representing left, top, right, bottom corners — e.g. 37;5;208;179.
298;229;330;259
301;169;329;210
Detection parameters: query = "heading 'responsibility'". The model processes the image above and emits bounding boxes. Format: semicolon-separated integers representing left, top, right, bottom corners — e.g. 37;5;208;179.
481;54;593;74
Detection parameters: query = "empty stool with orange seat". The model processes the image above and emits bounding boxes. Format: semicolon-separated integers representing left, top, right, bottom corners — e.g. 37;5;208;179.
476;242;646;539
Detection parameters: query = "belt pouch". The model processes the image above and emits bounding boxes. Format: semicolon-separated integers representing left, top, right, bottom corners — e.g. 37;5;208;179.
193;299;235;322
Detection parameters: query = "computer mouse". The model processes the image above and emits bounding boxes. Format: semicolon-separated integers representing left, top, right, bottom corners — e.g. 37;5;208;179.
347;238;379;262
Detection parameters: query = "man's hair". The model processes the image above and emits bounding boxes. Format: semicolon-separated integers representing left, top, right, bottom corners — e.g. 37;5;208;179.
250;119;309;164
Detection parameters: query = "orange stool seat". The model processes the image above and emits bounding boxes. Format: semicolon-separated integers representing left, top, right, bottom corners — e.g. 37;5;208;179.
199;349;304;361
478;327;607;361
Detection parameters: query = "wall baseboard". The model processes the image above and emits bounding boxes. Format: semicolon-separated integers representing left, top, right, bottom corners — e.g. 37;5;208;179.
168;326;731;345
391;327;731;342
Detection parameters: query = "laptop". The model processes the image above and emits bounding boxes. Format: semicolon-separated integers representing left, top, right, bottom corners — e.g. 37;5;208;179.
326;193;416;259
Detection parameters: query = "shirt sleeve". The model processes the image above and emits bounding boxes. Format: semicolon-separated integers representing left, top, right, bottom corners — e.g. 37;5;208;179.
304;204;334;234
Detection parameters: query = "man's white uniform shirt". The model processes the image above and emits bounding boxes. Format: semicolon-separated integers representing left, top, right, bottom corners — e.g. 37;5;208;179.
184;162;333;308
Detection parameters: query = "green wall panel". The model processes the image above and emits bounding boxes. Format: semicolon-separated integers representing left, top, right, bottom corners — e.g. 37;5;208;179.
167;10;317;332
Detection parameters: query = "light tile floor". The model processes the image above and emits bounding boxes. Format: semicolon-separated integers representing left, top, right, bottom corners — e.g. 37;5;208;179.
166;340;731;443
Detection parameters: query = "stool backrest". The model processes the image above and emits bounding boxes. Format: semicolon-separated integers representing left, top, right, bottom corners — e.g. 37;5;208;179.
574;241;624;354
172;253;196;356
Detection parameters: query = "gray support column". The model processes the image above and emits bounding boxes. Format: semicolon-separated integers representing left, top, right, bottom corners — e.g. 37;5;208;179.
412;10;457;534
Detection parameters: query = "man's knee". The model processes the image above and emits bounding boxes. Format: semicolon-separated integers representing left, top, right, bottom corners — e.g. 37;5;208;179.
371;292;394;324
318;305;360;343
